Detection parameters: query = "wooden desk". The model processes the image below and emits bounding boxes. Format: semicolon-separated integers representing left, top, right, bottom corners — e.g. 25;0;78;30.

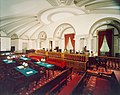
34;61;54;78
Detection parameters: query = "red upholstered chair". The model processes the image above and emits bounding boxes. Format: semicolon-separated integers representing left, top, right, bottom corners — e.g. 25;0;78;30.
28;55;44;62
46;58;66;69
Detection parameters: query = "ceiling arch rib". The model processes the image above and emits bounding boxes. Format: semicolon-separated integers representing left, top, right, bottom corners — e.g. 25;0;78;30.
47;0;59;6
19;22;40;37
74;0;96;7
30;24;44;39
8;21;39;36
89;17;120;36
93;24;120;36
54;23;74;38
19;23;41;38
7;20;38;35
85;1;117;10
48;11;77;23
90;8;120;14
67;0;74;5
0;15;36;21
9;27;29;37
47;0;74;6
0;17;37;32
9;21;39;37
11;34;18;40
38;7;85;24
0;16;35;27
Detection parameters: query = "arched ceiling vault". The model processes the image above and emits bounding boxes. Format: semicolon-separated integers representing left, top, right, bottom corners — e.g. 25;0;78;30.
0;0;120;39
89;17;120;36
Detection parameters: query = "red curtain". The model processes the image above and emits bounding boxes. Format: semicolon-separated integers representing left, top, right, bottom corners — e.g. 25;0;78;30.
64;33;75;50
98;29;113;56
98;31;105;55
105;30;113;56
65;34;69;49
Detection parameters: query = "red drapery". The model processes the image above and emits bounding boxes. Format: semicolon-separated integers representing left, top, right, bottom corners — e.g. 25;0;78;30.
65;33;75;50
98;29;113;56
105;30;113;56
98;32;105;56
65;34;69;49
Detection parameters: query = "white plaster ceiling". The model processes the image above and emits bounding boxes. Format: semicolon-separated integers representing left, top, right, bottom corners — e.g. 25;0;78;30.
0;0;120;39
38;7;85;24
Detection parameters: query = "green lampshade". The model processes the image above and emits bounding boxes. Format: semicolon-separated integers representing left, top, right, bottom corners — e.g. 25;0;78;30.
100;35;110;52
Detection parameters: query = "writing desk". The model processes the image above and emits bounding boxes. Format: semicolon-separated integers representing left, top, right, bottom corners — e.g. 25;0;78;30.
34;61;54;78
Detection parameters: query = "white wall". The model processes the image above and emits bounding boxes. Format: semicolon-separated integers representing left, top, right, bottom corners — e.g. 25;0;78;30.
11;39;18;51
0;37;11;51
32;14;119;51
1;14;119;53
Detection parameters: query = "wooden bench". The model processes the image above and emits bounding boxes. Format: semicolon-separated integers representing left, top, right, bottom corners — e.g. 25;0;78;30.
58;74;82;95
70;72;87;95
31;67;72;95
65;59;87;72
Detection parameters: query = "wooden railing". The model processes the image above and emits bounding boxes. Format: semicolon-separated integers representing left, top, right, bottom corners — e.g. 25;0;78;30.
48;52;62;58
31;67;72;95
87;56;120;70
34;50;88;60
65;59;87;71
30;50;89;71
64;53;88;62
35;50;46;56
98;56;120;70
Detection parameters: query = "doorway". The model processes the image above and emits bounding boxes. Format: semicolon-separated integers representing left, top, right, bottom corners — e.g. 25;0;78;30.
49;41;53;51
98;29;113;56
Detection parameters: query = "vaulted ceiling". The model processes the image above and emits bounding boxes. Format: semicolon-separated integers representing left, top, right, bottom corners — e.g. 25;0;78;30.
0;0;120;39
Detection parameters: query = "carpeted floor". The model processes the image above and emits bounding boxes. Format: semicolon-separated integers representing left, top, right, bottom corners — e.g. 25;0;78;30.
58;73;82;95
113;70;120;85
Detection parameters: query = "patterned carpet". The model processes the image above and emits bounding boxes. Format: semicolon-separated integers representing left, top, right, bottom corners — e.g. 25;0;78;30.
87;67;113;75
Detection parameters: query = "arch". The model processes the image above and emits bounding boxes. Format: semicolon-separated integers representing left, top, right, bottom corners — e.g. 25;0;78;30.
11;34;18;40
89;17;120;36
38;31;47;40
53;23;76;52
21;35;29;40
53;23;76;38
89;17;120;56
0;31;7;36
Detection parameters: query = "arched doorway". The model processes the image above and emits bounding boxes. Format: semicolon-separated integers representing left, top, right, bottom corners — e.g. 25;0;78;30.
11;34;18;52
98;29;113;56
38;31;47;49
53;23;76;52
89;17;120;57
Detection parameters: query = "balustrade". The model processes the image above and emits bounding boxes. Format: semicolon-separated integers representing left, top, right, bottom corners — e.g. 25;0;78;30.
98;56;120;70
64;53;88;62
88;56;120;70
48;52;61;58
35;50;46;56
